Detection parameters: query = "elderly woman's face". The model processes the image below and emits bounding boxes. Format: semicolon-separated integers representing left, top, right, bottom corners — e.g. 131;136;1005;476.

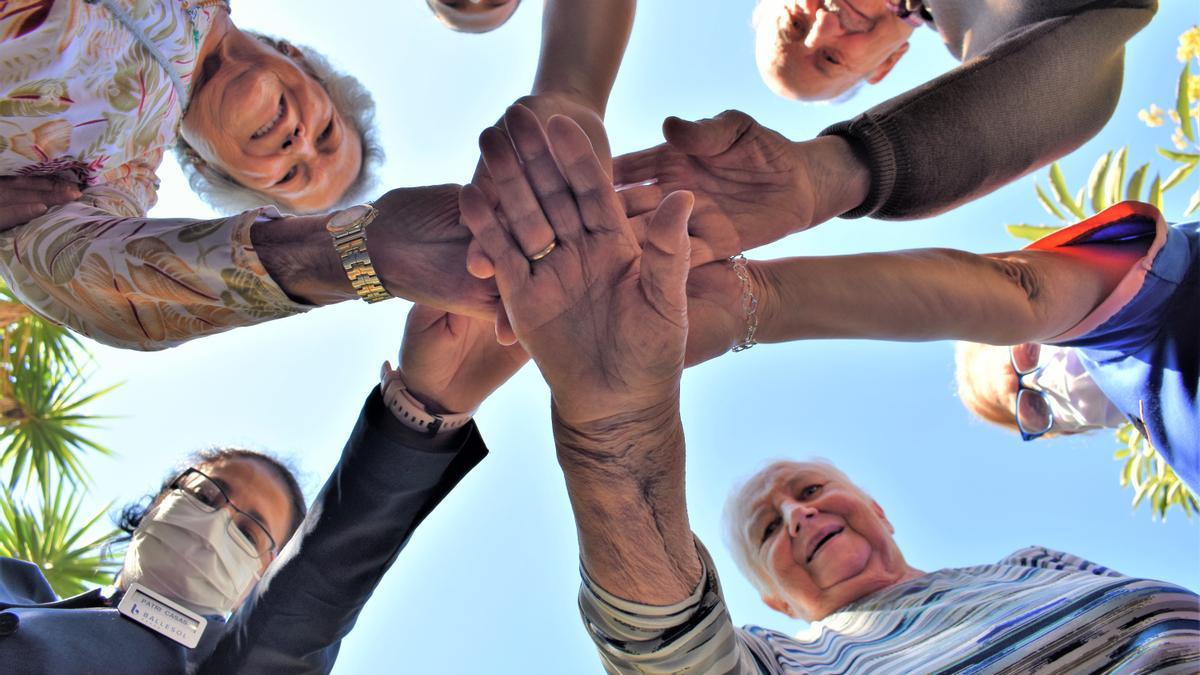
427;0;521;33
753;0;912;100
180;34;362;213
738;463;910;620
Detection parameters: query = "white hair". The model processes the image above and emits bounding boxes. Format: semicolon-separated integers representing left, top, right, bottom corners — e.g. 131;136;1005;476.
722;458;858;596
175;34;384;215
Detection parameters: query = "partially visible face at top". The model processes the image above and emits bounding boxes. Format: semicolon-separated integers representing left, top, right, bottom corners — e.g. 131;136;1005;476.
180;32;363;213
732;462;916;621
190;455;294;576
753;0;913;100
427;0;521;33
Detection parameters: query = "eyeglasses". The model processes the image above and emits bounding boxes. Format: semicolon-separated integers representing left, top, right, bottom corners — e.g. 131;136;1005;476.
169;468;277;560
1009;344;1054;442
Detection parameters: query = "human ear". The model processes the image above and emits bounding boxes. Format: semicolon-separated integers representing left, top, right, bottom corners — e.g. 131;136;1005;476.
866;41;909;85
872;499;895;534
763;594;799;619
275;39;304;62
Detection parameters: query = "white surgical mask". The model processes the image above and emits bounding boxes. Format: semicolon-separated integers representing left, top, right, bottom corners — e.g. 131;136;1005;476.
121;492;262;616
1031;346;1128;434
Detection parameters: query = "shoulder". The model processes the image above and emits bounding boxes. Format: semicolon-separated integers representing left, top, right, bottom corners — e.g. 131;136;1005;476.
0;557;58;604
996;546;1126;577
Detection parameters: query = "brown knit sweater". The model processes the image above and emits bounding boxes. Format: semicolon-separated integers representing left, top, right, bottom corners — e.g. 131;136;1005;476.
822;0;1157;219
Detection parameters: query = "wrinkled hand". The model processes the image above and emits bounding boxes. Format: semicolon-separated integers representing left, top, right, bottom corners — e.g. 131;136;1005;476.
466;92;612;280
615;110;816;266
460;106;693;425
395;304;528;415
0;176;82;230
367;185;499;320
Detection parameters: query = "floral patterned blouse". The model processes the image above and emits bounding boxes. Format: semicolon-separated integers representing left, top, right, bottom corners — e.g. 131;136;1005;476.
0;0;308;350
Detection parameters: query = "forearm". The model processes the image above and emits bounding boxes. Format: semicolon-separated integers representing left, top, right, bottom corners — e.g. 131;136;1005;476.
202;388;486;674
752;248;1100;346
553;398;701;605
531;0;636;114
255;185;493;318
0;194;310;350
251;212;353;306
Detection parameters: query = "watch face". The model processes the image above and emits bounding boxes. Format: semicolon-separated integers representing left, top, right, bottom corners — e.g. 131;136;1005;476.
326;207;364;236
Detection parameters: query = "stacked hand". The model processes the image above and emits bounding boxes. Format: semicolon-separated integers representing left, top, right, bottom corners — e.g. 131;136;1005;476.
394;304;528;417
615;110;824;265
366;185;500;321
460;105;692;426
0;176;82;230
466;92;613;281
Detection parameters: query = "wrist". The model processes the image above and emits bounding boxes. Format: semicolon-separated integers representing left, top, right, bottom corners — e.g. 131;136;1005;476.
251;214;355;306
380;363;474;435
552;396;682;471
794;136;870;226
367;185;463;297
745;260;779;345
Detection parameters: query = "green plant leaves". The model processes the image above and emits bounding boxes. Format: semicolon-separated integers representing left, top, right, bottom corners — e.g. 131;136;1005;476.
1005;224;1061;241
1148;174;1163;210
1087;152;1111;213
1104;147;1127;208
1126;163;1149;200
1177;62;1195;143
0;479;122;597
1049;164;1086;219
1035;184;1066;221
1114;423;1198;520
1186;189;1200;216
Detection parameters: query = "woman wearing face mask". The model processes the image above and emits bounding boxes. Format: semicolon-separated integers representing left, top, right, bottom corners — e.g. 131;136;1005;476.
0;300;523;673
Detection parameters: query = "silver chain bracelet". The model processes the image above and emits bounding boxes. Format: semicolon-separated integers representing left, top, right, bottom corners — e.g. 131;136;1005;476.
730;254;758;352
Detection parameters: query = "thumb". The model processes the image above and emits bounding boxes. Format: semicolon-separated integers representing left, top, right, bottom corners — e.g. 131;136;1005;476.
639;191;693;323
662;110;752;157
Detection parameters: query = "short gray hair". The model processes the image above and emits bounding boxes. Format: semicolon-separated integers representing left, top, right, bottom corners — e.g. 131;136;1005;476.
175;33;384;215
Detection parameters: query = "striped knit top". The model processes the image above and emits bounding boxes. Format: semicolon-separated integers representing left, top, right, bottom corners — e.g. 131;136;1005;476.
579;544;1200;674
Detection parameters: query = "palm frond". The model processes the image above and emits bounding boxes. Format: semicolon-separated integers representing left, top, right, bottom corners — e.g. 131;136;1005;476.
0;479;123;597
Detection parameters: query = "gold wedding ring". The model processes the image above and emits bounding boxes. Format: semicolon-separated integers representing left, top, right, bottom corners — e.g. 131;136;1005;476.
528;239;558;262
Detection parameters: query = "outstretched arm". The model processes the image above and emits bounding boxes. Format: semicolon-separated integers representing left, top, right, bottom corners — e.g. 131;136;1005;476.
462;106;702;602
681;223;1149;366
822;3;1156;219
0;176;496;351
532;0;635;116
199;305;524;674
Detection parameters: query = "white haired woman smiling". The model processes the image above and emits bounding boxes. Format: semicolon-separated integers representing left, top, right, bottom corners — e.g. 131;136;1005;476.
0;2;510;352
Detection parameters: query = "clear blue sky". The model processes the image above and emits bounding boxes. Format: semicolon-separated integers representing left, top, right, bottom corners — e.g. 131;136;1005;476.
74;2;1199;673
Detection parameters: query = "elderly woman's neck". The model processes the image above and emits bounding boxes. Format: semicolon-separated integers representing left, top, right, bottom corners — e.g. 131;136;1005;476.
191;11;235;98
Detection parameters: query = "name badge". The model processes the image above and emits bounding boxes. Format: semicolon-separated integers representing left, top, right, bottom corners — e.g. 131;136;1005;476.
118;583;208;648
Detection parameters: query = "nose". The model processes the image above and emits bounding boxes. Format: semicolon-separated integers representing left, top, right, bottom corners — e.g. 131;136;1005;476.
280;124;315;158
782;498;818;536
804;9;845;49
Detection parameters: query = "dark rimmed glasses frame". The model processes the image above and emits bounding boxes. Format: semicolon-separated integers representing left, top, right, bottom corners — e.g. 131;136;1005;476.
169;467;277;559
1010;346;1054;442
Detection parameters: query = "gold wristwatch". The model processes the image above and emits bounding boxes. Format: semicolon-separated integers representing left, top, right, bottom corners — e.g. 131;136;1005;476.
326;204;391;304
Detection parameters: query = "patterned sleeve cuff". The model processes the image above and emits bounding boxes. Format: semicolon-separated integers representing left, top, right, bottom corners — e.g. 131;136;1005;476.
577;539;762;674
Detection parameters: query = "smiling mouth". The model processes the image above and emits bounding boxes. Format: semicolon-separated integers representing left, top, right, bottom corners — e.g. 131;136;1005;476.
806;527;844;563
251;96;286;140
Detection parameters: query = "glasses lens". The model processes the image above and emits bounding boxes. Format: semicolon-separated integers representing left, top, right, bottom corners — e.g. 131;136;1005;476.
176;471;225;511
1010;343;1045;374
1016;389;1053;437
225;514;272;559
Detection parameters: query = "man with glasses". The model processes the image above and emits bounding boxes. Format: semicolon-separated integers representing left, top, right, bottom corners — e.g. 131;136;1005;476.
0;303;524;673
